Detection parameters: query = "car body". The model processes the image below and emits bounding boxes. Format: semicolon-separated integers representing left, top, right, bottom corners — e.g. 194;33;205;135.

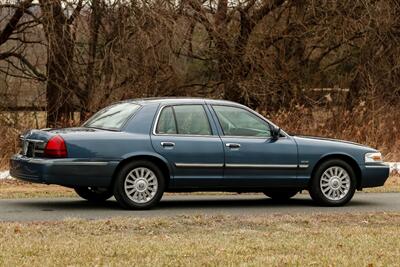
10;98;390;209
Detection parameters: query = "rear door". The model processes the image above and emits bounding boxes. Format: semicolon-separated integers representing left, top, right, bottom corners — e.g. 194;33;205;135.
151;103;224;188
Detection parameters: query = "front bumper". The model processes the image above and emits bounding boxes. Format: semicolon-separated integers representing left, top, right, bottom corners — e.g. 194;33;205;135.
10;154;118;187
360;163;390;188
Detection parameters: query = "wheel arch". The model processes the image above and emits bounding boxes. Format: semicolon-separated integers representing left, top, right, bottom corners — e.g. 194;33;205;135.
310;153;362;190
111;153;172;189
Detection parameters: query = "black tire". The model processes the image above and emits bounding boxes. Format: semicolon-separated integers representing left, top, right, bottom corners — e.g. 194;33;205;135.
113;160;165;210
309;159;356;206
263;189;298;201
74;187;113;202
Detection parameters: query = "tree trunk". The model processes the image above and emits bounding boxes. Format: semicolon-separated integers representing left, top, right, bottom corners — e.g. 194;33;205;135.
40;0;78;128
81;0;102;122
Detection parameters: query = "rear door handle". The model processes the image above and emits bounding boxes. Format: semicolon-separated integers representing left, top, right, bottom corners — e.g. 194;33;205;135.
226;143;240;149
161;142;175;148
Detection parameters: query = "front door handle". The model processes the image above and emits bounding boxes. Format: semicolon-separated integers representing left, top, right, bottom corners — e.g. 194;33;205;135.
226;143;240;149
161;142;175;148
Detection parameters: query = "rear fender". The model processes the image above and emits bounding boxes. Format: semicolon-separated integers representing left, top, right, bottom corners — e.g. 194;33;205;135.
120;151;172;175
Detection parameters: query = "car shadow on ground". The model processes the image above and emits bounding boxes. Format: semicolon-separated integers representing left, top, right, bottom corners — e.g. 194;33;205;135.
11;195;374;212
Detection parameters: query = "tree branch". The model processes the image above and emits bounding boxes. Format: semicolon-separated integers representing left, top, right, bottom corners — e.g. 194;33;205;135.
0;52;46;81
67;0;84;25
252;0;287;27
0;0;33;46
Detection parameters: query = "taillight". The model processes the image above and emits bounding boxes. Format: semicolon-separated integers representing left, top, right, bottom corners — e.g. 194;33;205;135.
44;135;67;158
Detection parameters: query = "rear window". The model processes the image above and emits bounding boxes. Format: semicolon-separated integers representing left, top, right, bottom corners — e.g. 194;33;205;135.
83;103;140;130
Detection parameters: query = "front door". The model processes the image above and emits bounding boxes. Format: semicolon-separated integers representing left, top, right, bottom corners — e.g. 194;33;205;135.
151;104;224;188
210;105;299;188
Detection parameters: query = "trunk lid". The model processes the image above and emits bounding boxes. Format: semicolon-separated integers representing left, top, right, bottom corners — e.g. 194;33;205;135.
19;127;107;158
19;129;54;158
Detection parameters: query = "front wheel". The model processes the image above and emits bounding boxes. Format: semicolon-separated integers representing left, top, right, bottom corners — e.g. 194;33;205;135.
113;160;165;210
74;187;113;202
309;159;356;206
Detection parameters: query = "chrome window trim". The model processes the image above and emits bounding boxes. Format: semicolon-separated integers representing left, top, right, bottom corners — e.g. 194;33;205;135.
19;137;45;143
152;102;290;139
152;104;216;137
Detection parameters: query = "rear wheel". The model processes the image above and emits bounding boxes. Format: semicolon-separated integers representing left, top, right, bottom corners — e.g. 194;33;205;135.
74;187;113;202
309;159;356;206
113;160;165;210
263;189;298;200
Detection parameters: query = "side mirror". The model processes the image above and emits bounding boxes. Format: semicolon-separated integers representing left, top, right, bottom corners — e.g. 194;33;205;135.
271;127;281;140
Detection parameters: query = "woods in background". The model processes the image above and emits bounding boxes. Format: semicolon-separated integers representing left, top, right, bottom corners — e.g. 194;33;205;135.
0;0;399;160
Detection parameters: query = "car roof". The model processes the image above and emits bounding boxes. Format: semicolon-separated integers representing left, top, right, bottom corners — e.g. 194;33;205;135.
124;97;243;107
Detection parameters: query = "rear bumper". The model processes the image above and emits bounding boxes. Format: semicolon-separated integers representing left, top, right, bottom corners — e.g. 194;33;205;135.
360;163;390;188
10;154;118;187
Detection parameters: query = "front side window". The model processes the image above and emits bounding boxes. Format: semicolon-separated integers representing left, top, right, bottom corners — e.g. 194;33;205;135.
156;105;212;135
83;102;140;130
213;105;271;137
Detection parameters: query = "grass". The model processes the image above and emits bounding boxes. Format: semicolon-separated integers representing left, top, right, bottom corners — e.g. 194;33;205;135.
0;213;399;266
0;180;75;199
0;175;399;199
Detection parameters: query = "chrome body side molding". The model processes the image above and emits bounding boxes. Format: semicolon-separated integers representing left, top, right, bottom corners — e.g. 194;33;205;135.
175;163;224;168
174;163;309;169
225;164;298;169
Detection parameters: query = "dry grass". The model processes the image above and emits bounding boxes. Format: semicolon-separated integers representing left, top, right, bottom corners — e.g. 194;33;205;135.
0;213;399;266
0;180;75;199
0;126;20;170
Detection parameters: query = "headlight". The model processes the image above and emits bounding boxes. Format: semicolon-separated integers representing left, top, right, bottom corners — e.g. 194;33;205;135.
365;152;383;163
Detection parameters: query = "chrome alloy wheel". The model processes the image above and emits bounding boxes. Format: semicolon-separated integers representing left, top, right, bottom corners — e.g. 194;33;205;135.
320;166;351;201
124;167;158;203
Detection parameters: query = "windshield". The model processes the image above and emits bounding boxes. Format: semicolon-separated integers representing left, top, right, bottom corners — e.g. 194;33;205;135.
83;102;140;130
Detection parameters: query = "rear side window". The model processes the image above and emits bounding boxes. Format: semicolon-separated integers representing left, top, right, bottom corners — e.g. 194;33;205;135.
156;107;177;134
155;105;212;135
83;103;140;130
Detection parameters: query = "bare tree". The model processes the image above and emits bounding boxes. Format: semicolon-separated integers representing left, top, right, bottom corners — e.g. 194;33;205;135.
38;0;84;127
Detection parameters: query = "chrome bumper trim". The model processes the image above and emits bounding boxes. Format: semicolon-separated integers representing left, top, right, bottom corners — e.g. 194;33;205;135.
364;165;390;168
14;156;110;166
52;161;109;166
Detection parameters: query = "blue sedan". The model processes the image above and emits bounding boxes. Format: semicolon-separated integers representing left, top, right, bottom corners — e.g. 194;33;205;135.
10;98;390;209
